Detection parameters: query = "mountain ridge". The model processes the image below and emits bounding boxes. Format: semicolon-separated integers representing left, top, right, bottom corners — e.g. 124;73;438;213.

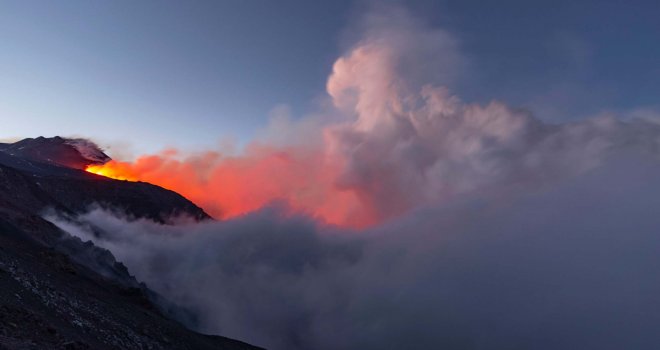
0;137;259;350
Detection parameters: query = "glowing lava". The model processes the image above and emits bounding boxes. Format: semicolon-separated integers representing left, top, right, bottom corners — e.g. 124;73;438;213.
84;150;373;228
86;163;139;181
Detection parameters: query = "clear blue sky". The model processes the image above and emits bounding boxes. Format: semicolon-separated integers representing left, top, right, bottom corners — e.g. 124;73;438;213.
1;0;658;154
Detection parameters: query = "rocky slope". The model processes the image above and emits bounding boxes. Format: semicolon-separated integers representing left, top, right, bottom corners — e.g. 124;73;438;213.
0;137;259;350
0;137;210;222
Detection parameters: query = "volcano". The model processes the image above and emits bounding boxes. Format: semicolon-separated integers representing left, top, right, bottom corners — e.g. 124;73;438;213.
0;137;258;349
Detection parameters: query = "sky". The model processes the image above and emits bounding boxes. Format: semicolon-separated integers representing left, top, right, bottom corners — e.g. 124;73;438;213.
1;0;659;155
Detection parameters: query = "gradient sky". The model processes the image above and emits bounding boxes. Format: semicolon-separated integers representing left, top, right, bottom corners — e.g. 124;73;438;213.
1;0;658;155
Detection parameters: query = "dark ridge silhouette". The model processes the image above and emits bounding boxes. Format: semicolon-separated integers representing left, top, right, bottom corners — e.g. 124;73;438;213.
0;137;258;350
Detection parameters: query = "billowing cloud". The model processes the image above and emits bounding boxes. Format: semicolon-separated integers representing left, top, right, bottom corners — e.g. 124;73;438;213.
85;5;660;228
49;153;660;349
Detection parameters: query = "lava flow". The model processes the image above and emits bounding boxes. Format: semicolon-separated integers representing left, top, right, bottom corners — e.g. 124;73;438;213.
86;163;139;181
84;149;373;228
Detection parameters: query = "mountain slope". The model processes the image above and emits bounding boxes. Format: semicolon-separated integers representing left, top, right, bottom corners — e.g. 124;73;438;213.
0;137;210;222
0;137;258;350
0;136;109;170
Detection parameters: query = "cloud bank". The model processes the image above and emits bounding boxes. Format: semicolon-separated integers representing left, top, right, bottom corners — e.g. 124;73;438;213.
54;5;660;350
50;154;660;349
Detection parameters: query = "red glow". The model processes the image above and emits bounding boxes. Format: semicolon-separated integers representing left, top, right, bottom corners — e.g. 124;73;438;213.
86;145;375;228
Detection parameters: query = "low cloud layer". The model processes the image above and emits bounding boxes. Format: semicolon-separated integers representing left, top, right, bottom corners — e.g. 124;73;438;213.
49;153;660;349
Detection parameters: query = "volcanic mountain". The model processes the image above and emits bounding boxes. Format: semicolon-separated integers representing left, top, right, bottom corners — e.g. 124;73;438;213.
0;137;258;349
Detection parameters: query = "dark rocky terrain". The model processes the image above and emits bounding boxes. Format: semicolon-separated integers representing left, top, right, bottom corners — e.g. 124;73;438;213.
0;137;259;350
0;137;210;222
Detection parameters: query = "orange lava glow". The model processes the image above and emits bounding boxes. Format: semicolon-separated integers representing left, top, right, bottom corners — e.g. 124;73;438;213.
86;163;139;181
85;146;374;228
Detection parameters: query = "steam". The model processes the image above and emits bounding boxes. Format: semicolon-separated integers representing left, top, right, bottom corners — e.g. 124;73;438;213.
48;155;660;349
48;5;660;350
64;138;111;165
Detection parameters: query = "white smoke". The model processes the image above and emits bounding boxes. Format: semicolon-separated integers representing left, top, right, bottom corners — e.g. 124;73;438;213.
65;138;111;164
318;6;660;222
64;138;110;164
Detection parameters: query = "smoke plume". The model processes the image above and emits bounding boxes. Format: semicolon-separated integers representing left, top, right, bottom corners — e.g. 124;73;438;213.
86;5;660;228
57;5;660;350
